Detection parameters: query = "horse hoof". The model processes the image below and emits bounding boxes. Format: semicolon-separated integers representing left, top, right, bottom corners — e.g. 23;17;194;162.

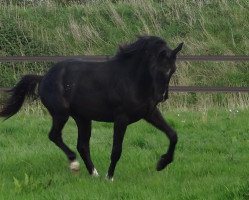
92;168;99;177
105;174;114;182
70;160;80;171
156;156;172;171
156;159;166;171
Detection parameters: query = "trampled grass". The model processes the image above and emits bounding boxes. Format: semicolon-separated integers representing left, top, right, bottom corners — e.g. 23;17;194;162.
0;108;248;199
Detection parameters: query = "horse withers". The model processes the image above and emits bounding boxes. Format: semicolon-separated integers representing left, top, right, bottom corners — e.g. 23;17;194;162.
0;36;183;180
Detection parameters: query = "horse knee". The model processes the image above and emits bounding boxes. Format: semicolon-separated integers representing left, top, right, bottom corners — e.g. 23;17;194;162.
49;132;60;143
77;143;89;154
76;145;83;153
170;131;178;145
49;133;55;142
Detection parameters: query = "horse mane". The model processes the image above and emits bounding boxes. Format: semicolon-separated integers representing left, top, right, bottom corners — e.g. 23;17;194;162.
115;36;166;60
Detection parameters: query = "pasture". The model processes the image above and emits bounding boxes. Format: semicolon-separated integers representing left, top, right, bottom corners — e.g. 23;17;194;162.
0;108;248;199
0;1;248;199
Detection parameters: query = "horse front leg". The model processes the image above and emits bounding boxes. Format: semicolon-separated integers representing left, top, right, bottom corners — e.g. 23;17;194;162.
107;115;128;181
145;108;178;171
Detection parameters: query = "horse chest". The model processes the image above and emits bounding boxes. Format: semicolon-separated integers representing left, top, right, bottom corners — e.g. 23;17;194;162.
120;101;154;122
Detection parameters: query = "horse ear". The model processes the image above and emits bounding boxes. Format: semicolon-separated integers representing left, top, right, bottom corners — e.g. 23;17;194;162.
171;42;184;57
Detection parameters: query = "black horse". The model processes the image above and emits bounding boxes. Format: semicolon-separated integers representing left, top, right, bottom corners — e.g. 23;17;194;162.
0;36;183;180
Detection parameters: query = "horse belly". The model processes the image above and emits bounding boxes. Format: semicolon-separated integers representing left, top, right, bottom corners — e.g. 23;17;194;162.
70;97;114;122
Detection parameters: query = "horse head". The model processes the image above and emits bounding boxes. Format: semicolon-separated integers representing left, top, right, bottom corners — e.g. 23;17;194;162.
148;39;183;102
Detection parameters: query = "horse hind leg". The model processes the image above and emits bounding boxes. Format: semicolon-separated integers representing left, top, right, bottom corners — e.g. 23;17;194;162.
49;114;79;171
74;118;98;177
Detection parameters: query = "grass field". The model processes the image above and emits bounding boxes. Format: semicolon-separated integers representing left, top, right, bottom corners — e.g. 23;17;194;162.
0;0;248;108
0;108;248;199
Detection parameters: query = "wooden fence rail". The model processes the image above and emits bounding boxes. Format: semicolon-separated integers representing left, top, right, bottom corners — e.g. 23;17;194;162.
0;86;249;93
0;55;249;63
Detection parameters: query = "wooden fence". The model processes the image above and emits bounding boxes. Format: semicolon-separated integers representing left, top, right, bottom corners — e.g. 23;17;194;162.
0;55;249;93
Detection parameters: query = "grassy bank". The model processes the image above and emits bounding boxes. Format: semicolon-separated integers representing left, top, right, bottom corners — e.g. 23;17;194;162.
0;0;248;108
0;109;248;199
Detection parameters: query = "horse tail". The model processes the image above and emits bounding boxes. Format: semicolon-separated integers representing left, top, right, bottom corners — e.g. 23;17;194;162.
0;75;43;120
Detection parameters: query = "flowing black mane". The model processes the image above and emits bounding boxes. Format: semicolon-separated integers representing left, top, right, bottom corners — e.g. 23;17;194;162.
115;36;167;59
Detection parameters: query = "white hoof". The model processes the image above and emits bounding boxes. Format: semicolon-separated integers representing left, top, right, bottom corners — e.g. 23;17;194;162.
70;160;80;171
92;168;99;177
105;174;114;182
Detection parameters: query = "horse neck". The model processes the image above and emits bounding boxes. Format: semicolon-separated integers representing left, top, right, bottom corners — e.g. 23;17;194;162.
115;55;153;86
126;57;155;98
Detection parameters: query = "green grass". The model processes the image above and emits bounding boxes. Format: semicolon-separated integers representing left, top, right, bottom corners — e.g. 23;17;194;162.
0;108;248;199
